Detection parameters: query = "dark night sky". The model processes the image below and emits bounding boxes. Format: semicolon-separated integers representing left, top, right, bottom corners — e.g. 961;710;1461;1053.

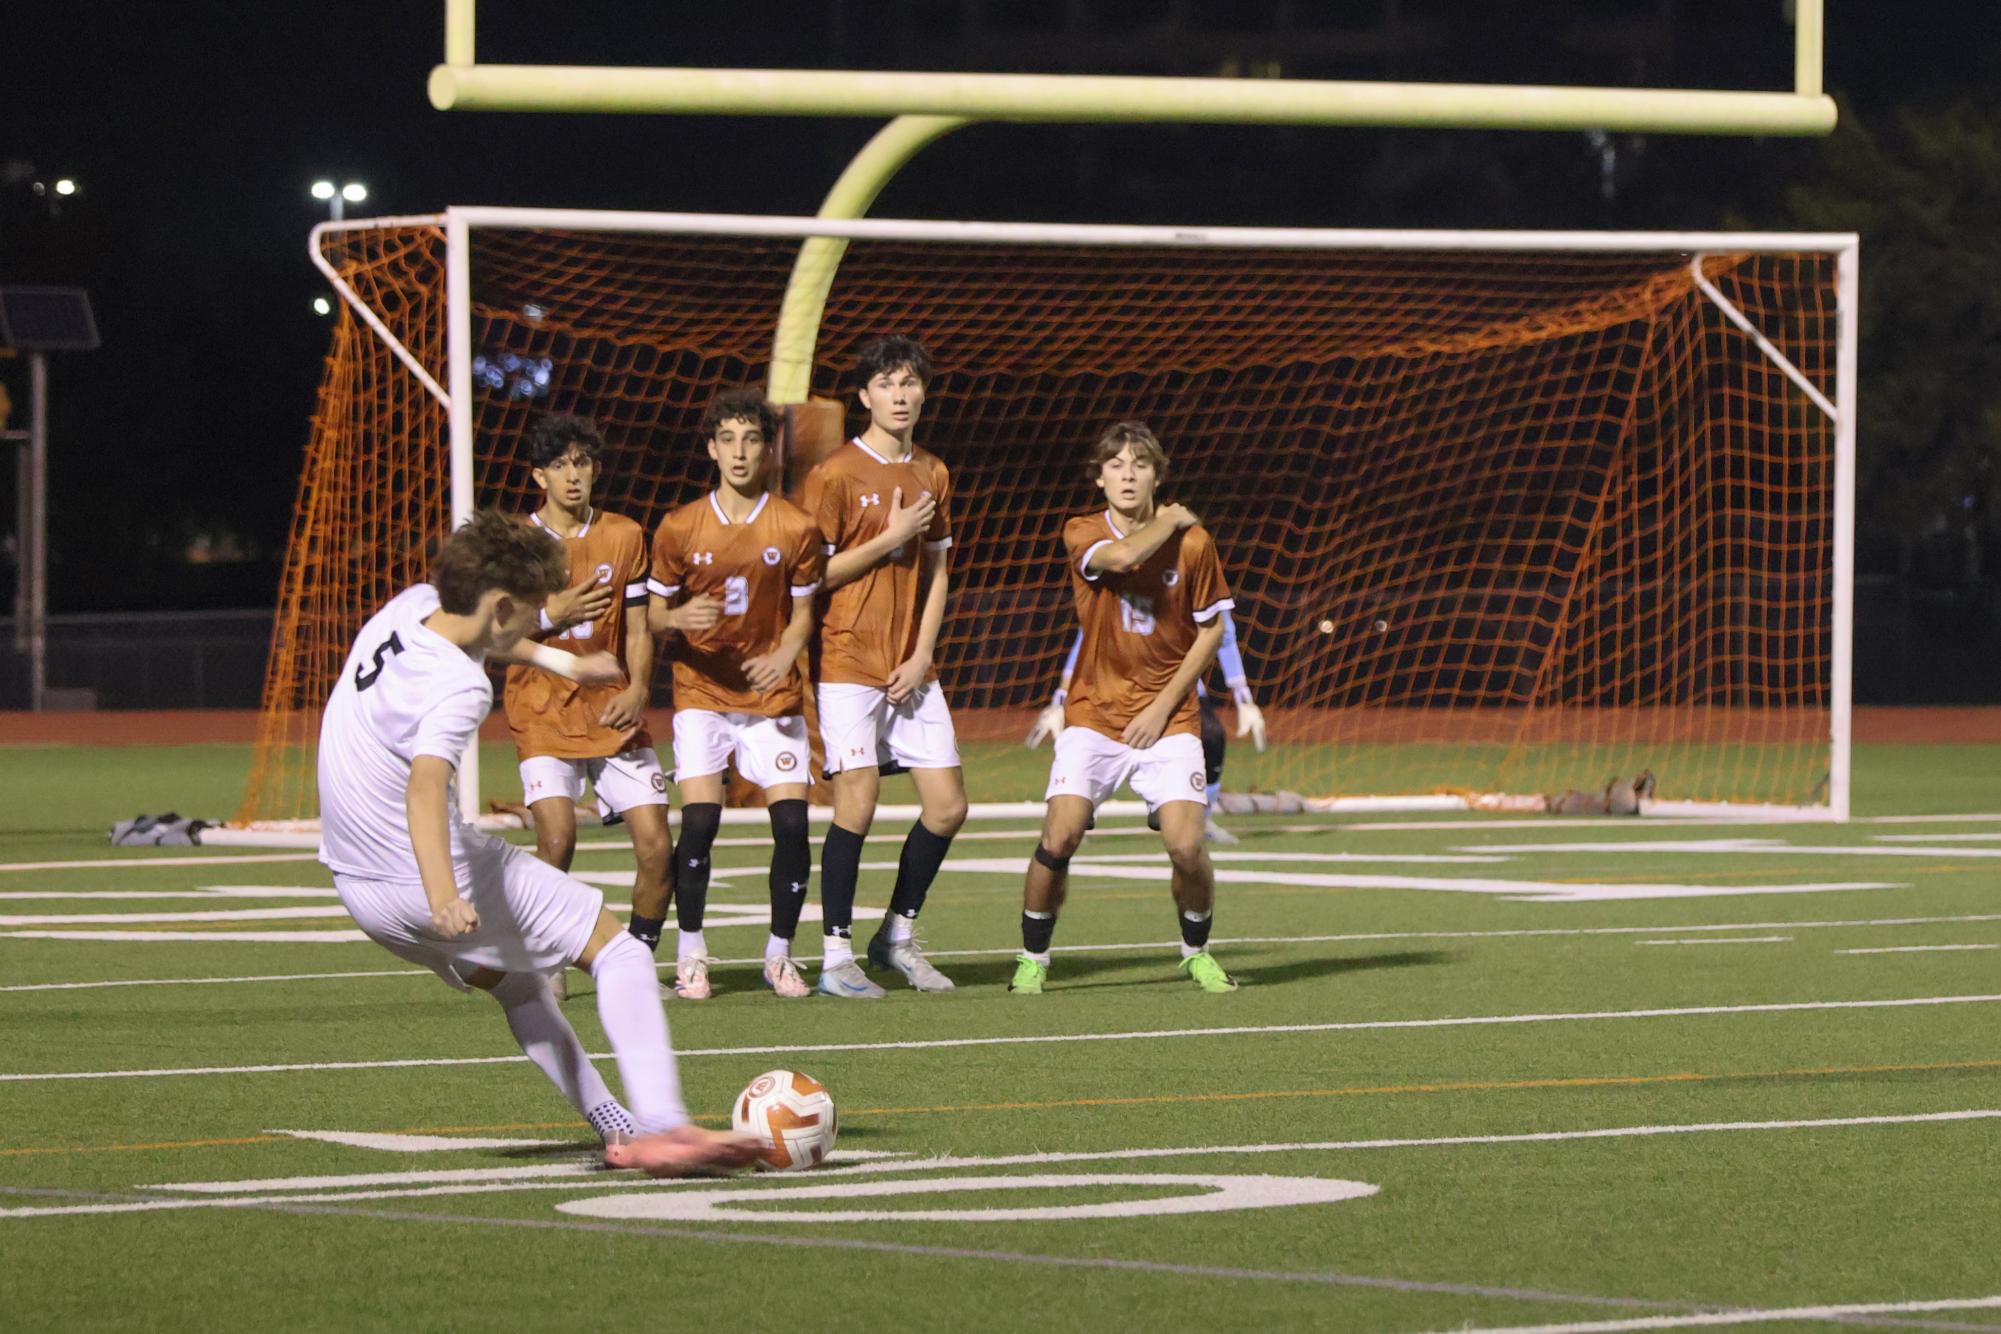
6;1;1996;612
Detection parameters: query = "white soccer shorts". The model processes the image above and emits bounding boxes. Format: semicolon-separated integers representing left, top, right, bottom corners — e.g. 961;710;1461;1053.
518;746;669;822
333;834;606;991
817;680;961;774
1044;727;1208;814
672;709;812;790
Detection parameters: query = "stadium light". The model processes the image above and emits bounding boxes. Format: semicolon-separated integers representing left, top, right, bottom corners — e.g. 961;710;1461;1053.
312;296;333;316
311;178;369;221
52;179;77;197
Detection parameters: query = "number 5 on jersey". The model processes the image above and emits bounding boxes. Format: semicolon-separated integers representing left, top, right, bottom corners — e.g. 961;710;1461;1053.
355;632;405;691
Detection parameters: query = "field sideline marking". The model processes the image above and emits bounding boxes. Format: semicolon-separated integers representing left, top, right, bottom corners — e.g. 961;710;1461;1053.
8;915;2000;996
1636;937;1789;947
1421;1295;2001;1334
1840;945;1998;956
0;853;321;874
11;1059;2001;1160
5;992;2000;1085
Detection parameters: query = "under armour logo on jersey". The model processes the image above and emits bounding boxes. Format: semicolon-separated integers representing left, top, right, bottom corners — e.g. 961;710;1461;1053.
789;881;807;895
691;552;714;565
858;493;881;508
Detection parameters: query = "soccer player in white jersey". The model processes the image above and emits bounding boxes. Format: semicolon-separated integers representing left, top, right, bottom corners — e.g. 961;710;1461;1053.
1028;610;1266;843
646;389;824;1000
317;511;755;1175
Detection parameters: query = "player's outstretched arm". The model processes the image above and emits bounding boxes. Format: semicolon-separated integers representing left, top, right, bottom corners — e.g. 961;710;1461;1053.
1216;610;1266;752
489;641;625;685
406;756;478;938
1122;617;1226;751
1026;628;1084;747
886;541;950;705
1086;503;1198;577
824;486;937;592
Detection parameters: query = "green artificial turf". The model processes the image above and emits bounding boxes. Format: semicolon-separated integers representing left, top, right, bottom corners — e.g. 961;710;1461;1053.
1;741;1998;1331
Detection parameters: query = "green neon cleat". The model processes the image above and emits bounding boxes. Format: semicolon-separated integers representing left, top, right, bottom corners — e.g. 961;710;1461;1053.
1179;951;1239;993
1008;953;1048;995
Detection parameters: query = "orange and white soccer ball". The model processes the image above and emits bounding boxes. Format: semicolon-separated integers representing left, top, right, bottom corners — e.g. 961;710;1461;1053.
731;1069;838;1171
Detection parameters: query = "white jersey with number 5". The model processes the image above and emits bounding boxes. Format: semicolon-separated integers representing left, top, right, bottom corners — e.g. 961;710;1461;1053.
318;584;491;883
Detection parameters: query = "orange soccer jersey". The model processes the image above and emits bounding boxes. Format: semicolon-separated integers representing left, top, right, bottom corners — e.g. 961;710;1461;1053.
503;509;652;760
800;438;952;687
1061;511;1234;741
650;492;824;717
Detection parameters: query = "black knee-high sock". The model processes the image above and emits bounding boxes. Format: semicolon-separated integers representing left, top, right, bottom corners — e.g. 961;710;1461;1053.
674;803;721;935
767;800;811;941
1179;907;1214;951
887;821;954;921
820;824;865;939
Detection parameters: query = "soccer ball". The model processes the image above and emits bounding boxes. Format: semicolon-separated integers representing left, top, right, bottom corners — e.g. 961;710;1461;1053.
731;1069;838;1171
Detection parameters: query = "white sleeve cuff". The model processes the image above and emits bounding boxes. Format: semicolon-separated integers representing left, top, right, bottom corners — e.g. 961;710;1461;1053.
1192;597;1236;624
924;536;953;551
822;543;838;555
623;580;649;599
646;577;679;598
1077;538;1113;582
537;607;556;632
790;581;821;598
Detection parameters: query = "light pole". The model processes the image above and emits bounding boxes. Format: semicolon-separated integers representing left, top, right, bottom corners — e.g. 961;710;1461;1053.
310;179;368;222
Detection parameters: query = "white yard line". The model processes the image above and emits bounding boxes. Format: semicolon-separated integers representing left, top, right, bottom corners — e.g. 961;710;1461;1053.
6;1108;1997;1220
0;853;321;874
4;992;1997;1084
1839;945;1999;956
1636;937;1790;946
8;915;2000;994
1871;833;2001;843
1462;838;2001;859
1419;1295;2001;1334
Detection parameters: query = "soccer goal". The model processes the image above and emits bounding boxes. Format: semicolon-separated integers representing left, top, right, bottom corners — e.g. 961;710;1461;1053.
236;209;1855;832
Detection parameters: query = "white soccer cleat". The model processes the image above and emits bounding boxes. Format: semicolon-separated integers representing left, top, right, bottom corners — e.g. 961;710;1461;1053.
867;930;956;992
1203;816;1239;845
816;959;886;999
762;954;811;999
673;956;714;1001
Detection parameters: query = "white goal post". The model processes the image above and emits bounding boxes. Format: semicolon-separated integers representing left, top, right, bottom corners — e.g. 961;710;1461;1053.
277;209;1857;834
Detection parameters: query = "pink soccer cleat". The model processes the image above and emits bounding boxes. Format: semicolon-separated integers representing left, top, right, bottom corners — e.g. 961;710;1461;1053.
603;1124;762;1177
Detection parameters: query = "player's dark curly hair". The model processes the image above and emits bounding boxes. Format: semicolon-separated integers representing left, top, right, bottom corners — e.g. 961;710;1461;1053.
855;334;932;387
524;413;606;469
432;510;570;614
699;387;779;442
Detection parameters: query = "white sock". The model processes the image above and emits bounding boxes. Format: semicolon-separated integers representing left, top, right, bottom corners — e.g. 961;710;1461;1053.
589;931;690;1133
887;913;915;944
488;971;627;1127
1025;950;1051;965
677;929;707;962
766;933;791;961
1206;780;1222;807
823;935;854;968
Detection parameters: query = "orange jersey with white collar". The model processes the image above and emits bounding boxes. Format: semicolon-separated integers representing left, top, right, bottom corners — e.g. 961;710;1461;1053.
1060;511;1233;741
503;508;652;760
800;438;953;687
649;492;824;717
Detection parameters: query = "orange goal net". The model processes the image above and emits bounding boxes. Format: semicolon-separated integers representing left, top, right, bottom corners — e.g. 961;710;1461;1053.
242;213;1854;824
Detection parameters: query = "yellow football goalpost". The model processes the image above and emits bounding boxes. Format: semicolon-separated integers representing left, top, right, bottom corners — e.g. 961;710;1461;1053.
429;0;1833;407
241;2;1849;836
